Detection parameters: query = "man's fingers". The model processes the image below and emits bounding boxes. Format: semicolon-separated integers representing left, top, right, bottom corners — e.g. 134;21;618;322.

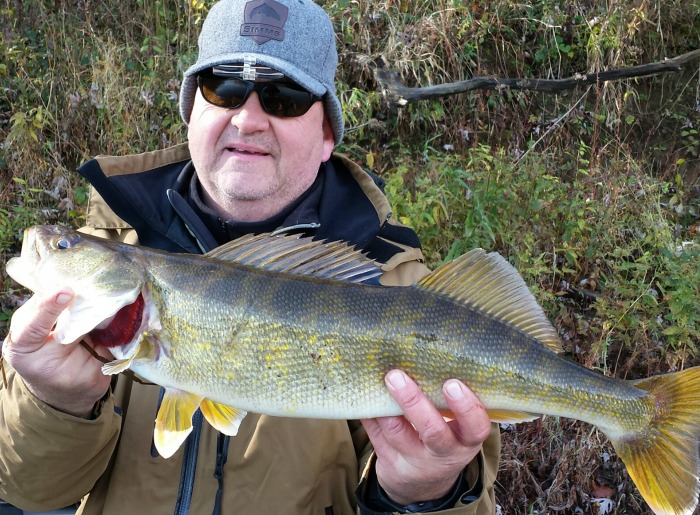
382;371;491;454
443;379;492;448
384;370;451;451
7;290;74;354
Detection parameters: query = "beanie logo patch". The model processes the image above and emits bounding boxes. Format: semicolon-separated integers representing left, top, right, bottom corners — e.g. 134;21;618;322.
240;0;289;44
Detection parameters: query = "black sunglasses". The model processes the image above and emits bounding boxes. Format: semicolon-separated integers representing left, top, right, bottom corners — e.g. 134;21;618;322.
197;73;322;118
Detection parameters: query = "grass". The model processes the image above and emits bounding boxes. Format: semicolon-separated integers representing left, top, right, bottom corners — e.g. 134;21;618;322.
1;0;699;513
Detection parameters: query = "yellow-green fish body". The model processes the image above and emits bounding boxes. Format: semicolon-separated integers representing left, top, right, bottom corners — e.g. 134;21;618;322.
6;226;700;515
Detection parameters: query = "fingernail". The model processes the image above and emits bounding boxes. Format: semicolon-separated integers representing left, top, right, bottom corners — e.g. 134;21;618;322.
386;370;407;390
445;380;464;400
56;292;73;306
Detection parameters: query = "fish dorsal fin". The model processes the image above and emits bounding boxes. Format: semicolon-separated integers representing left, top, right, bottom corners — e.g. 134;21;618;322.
418;249;562;352
204;233;381;283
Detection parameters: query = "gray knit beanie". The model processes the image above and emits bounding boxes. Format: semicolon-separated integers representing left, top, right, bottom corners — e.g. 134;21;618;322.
179;0;344;144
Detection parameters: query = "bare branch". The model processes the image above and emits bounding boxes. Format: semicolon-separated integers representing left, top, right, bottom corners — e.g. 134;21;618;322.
355;49;700;108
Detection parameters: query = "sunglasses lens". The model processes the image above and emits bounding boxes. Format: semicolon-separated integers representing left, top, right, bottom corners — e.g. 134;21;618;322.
197;75;319;117
259;83;317;117
199;76;248;109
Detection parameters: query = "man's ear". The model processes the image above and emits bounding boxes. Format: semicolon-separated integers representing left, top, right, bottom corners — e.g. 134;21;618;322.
321;114;335;161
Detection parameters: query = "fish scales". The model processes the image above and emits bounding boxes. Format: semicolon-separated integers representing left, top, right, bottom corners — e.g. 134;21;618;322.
140;250;653;432
6;226;700;515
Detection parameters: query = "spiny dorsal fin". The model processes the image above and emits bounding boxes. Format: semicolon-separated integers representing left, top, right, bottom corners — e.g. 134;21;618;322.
204;233;381;284
418;249;562;352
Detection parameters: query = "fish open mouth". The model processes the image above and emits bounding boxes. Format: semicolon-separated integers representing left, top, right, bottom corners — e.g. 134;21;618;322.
89;294;145;348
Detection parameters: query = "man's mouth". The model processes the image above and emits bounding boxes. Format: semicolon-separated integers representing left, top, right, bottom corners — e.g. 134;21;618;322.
226;145;269;156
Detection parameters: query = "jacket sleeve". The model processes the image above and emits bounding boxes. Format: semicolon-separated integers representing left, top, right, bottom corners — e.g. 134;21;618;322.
0;364;121;512
354;424;500;514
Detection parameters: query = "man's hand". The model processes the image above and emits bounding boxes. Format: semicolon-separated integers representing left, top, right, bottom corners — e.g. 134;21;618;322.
361;370;491;506
2;289;113;418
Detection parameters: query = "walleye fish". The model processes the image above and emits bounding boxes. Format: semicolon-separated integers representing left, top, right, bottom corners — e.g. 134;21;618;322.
6;225;700;515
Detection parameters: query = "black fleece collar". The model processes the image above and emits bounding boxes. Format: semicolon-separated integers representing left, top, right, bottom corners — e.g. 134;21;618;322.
186;168;324;246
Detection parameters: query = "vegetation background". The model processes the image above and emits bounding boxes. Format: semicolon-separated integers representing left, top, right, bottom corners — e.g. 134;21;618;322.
1;0;699;512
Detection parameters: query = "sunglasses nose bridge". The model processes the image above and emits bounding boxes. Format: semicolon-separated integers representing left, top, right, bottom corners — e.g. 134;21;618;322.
229;90;271;132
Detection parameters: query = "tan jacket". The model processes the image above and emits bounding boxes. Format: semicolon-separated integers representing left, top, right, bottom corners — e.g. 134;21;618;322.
0;151;500;515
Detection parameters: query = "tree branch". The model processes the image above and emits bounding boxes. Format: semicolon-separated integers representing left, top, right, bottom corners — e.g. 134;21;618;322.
359;48;700;108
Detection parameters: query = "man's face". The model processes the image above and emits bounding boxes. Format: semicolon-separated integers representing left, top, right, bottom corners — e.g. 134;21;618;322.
187;84;334;222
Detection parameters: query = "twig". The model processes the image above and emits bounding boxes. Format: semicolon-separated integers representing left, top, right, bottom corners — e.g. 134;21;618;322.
515;86;591;163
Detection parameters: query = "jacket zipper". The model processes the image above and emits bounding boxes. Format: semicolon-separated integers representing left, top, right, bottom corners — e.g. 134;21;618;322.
212;433;231;515
271;222;321;236
174;409;203;515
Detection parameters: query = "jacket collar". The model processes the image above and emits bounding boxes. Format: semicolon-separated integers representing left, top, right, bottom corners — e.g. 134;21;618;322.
166;155;390;254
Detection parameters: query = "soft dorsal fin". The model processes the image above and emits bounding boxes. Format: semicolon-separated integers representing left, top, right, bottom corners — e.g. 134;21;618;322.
204;233;381;284
418;249;562;352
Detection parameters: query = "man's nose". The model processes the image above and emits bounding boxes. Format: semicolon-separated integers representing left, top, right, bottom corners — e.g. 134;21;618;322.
230;91;270;133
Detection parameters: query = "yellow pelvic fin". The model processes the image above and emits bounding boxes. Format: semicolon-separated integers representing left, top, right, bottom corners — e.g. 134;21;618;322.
610;366;700;515
200;399;248;436
485;410;541;424
417;249;562;352
154;388;203;459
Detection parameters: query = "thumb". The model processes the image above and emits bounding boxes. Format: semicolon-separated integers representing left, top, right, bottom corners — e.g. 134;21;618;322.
7;289;75;354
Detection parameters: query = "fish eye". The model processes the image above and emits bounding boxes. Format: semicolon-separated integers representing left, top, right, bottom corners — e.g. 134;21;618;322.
54;233;82;250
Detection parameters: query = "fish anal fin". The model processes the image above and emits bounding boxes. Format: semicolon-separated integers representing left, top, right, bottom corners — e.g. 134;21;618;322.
609;367;700;515
154;389;204;459
440;408;540;424
200;399;247;436
418;249;563;353
439;409;455;421
486;409;541;424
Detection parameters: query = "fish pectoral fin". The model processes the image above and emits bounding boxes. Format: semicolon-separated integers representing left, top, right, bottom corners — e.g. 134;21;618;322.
101;340;150;375
486;409;541;424
200;399;247;436
101;357;134;375
154;389;204;459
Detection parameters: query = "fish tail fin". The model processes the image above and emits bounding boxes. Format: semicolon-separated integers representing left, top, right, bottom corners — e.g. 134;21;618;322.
610;367;700;515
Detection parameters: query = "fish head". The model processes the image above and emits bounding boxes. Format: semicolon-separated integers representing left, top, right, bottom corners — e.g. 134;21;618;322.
6;225;149;345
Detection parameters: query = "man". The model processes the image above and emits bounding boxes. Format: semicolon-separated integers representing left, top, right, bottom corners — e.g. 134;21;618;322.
0;0;499;513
